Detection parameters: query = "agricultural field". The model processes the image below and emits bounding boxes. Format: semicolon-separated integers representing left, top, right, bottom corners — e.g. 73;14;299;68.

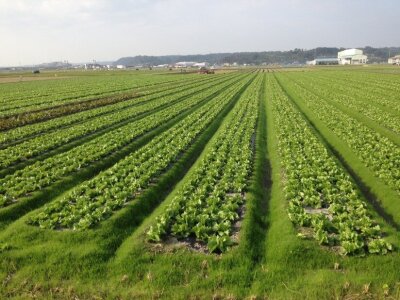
0;67;399;299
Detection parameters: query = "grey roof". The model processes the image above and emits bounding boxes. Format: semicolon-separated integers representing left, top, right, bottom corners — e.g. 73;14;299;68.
314;58;338;61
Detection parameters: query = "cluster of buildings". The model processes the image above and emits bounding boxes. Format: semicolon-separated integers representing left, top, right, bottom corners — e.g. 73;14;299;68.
173;62;209;68
83;63;135;70
307;48;368;66
307;48;400;66
114;62;212;69
82;61;213;70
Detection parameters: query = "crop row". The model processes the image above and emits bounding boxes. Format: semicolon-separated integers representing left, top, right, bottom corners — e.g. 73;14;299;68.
312;71;400;97
307;70;400;90
0;72;235;146
0;76;152;114
283;73;400;134
0;74;217;132
0;73;242;169
0;91;142;132
0;74;191;116
305;71;400;112
147;74;262;252
0;74;251;208
276;75;400;194
1;71;219;121
268;75;391;255
27;74;254;229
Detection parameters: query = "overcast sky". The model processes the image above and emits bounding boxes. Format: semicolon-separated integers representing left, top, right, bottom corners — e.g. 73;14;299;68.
0;0;398;66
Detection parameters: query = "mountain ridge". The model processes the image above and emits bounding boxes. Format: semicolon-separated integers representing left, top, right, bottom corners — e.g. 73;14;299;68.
114;46;400;66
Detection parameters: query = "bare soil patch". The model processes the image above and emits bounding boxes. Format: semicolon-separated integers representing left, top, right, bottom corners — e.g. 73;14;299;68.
0;76;69;84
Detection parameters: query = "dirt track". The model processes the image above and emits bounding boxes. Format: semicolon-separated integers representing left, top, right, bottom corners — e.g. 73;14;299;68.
0;76;69;83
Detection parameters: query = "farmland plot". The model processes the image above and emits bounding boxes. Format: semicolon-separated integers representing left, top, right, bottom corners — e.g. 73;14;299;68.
0;68;399;299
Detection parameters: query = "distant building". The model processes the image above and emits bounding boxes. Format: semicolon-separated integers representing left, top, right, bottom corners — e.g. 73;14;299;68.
175;62;197;68
193;62;209;68
84;63;103;70
154;64;169;68
116;65;126;69
307;58;339;65
338;49;367;65
388;55;400;65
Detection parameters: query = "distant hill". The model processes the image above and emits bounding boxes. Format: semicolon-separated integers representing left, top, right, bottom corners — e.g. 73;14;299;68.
115;47;400;66
114;53;230;66
36;61;72;69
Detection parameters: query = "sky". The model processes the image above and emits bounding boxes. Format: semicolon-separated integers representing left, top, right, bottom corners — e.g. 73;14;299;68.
0;0;399;66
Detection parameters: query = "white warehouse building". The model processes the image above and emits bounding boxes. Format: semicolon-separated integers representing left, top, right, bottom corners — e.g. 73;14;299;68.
388;55;400;65
338;48;367;65
193;62;209;68
175;61;197;68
